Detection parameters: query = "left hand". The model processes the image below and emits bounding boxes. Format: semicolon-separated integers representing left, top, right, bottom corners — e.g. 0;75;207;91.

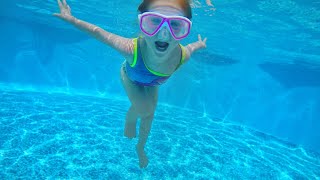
197;34;207;49
53;0;73;21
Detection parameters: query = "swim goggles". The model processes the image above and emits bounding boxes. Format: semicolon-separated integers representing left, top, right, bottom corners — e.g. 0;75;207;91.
138;12;192;40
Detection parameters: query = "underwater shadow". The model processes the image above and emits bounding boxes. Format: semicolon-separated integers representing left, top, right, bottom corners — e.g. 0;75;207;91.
258;60;320;88
1;16;90;66
192;51;239;66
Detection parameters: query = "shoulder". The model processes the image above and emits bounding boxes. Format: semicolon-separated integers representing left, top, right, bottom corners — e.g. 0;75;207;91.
179;44;191;63
124;38;139;65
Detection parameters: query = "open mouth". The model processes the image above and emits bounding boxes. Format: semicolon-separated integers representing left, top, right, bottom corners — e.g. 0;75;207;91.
155;41;169;52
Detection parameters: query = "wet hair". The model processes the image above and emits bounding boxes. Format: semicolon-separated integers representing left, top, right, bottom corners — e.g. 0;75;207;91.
138;0;192;20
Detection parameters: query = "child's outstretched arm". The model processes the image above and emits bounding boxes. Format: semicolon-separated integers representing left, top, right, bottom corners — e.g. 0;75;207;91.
53;0;133;56
184;34;207;61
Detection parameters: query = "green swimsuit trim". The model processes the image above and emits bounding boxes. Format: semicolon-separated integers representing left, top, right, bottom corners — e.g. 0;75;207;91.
130;38;138;67
131;37;186;77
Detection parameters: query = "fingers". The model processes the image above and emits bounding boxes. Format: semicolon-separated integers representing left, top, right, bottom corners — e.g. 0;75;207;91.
56;0;71;15
203;38;207;43
57;0;63;9
57;0;68;9
198;34;207;43
203;38;207;47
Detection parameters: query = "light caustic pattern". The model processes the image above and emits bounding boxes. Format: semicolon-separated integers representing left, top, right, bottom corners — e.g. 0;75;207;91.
0;90;319;179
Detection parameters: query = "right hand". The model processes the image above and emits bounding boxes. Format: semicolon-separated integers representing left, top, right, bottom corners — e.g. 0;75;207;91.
196;34;207;49
53;0;72;20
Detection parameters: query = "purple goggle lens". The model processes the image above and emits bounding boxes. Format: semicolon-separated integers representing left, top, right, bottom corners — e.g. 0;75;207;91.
138;12;192;40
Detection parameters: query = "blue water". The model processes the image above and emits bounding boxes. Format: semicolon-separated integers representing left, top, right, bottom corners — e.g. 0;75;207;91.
1;0;320;178
1;88;319;179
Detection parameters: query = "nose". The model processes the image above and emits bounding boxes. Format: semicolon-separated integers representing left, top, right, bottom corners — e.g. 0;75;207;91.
157;25;170;41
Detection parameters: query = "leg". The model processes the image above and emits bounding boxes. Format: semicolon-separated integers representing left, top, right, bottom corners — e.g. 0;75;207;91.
120;65;159;168
137;113;154;149
120;69;159;113
120;65;146;139
136;113;154;168
124;105;138;138
136;86;158;168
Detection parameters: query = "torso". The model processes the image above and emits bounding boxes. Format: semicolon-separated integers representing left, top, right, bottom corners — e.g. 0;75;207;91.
139;38;182;76
123;37;184;86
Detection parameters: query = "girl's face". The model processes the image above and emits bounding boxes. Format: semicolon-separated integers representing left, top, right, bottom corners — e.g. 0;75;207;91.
142;1;186;56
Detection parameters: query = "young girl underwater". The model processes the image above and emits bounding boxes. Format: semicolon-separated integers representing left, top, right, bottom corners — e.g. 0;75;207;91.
54;0;207;168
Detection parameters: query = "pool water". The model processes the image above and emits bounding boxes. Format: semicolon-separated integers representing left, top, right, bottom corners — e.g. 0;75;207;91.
1;0;320;178
1;89;319;179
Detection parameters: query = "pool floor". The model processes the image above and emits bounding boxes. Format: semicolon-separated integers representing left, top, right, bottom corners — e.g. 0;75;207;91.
0;90;319;179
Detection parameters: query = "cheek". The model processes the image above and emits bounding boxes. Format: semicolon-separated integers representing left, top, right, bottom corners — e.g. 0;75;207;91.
143;33;179;46
146;35;158;44
169;40;179;46
144;36;157;47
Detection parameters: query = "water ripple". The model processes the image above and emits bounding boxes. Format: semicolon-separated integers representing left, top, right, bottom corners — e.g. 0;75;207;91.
0;90;319;179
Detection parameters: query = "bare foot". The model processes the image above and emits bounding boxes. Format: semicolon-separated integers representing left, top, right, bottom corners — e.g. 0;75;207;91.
136;145;148;168
124;121;136;139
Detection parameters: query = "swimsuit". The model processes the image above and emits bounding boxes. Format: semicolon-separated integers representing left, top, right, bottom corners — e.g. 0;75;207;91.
124;37;186;86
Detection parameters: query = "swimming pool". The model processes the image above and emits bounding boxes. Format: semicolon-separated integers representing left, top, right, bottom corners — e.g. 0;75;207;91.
1;88;319;178
1;0;320;178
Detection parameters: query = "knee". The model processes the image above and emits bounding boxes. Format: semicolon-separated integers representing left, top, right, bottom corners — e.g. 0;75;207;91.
133;103;155;118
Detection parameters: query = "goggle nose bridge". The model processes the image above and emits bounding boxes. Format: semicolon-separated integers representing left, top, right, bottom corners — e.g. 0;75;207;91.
158;21;171;32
